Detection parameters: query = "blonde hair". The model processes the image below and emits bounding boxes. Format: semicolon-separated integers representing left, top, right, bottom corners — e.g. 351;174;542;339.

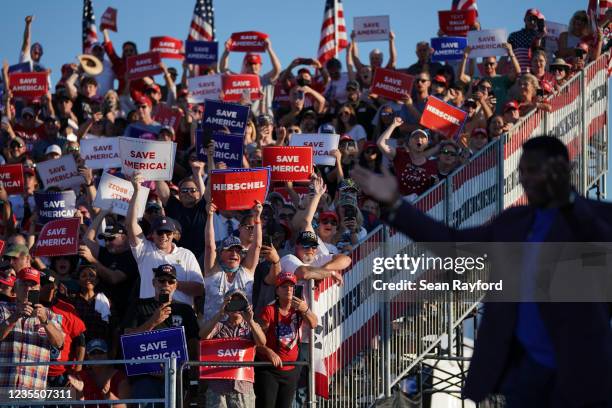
568;10;591;36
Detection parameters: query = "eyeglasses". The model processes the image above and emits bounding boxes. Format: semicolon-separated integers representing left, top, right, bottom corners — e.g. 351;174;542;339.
67;146;80;152
156;278;176;285
320;219;338;226
240;225;255;231
441;149;458;157
180;187;198;194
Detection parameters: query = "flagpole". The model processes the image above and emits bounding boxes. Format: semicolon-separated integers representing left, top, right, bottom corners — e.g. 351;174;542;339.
334;0;339;59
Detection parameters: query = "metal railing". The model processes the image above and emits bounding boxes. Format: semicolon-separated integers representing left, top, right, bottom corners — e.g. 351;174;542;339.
313;51;609;407
0;358;177;407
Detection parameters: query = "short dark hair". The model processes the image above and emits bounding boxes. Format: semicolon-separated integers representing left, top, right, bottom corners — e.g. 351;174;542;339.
81;77;98;88
122;41;138;53
522;136;569;162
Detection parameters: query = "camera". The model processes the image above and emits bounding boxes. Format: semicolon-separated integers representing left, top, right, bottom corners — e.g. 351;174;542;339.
28;290;40;306
159;293;170;304
225;296;248;312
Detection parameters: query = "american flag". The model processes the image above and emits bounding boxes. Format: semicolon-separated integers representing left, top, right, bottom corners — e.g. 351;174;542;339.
589;0;612;31
82;0;98;53
317;0;348;65
451;0;478;13
187;0;215;41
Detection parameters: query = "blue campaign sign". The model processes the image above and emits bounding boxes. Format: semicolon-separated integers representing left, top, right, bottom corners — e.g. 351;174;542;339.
431;37;468;62
196;130;244;168
120;327;188;376
34;191;77;224
185;41;218;65
202;99;250;135
8;62;32;74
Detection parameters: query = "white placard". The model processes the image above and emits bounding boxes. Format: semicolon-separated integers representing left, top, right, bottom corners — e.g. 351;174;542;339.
353;15;390;42
467;29;508;58
289;133;339;166
545;21;568;41
93;172;149;218
118;137;176;181
80;137;121;169
36;155;85;190
187;74;222;103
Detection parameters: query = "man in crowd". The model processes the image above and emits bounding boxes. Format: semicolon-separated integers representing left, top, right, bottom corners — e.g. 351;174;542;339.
405;41;443;76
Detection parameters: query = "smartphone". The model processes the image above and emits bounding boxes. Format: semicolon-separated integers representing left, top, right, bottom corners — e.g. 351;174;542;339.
226;296;248;312
536;89;545;97
294;285;304;300
159;293;170;304
344;206;357;218
262;236;272;247
537;19;545;32
28;290;40;305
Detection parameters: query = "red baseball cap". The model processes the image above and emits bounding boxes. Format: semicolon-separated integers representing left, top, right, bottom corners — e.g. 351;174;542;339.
525;8;545;20
147;84;161;94
340;134;354;142
433;75;447;86
319;211;339;222
0;274;16;288
504;100;520;112
17;267;40;285
363;140;377;150
135;95;153;107
245;53;262;65
276;271;297;287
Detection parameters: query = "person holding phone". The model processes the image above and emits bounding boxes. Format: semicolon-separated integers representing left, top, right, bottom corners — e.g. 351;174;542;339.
507;9;547;73
122;264;200;404
0;267;65;391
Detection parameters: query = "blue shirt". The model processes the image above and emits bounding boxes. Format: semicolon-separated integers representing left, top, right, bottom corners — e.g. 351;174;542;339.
515;208;558;368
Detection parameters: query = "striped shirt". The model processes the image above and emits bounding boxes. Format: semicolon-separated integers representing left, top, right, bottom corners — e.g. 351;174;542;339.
508;28;540;73
0;302;63;389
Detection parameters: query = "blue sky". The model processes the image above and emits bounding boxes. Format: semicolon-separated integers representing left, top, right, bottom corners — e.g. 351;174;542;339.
0;0;608;197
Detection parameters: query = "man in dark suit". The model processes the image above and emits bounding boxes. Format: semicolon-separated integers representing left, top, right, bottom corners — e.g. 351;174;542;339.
352;136;612;407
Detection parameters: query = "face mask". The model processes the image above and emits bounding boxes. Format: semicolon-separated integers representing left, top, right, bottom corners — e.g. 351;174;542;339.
221;262;240;273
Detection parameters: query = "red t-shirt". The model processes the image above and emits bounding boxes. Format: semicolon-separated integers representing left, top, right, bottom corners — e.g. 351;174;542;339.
260;304;301;371
79;368;127;407
48;299;86;377
393;148;438;196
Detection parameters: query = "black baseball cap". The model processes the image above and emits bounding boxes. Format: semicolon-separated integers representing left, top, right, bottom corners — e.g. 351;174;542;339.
153;264;177;279
151;216;177;233
97;224;127;240
296;231;319;247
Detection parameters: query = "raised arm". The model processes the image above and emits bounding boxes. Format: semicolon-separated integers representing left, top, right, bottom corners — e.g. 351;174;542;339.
377;116;402;160
386;31;397;69
503;43;521;82
350;31;365;72
191;160;206;200
82;208;110;255
458;46;472;84
126;173;145;247
242;201;263;272
161;62;177;104
155;180;171;207
20;16;33;58
302;85;326;114
219;38;232;74
346;41;357;82
263;38;282;83
293;174;326;233
203;201;217;275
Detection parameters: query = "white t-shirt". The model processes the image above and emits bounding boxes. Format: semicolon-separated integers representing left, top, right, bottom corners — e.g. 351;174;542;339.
95;59;116;96
280;252;334;343
346;124;367;142
131;239;204;306
323;73;349;105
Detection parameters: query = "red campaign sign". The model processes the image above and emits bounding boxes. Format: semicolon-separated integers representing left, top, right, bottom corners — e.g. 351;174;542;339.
199;338;255;382
34;218;80;257
370;68;414;102
262;146;312;182
150;36;184;60
126;52;164;81
438;10;478;37
0;164;24;195
9;72;48;100
210;168;270;211
153;104;184;133
229;31;269;52
419;96;468;140
100;7;118;32
222;74;262;102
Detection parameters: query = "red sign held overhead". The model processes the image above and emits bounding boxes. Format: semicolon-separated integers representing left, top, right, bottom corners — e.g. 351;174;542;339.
222;74;262;102
9;72;48;100
370;68;415;102
35;218;80;257
199;338;256;382
210;168;270;211
229;31;269;52
153;104;184;133
150;36;184;60
419;96;468;140
100;7;118;32
262;146;313;182
0;164;25;195
438;10;478;37
126;52;164;80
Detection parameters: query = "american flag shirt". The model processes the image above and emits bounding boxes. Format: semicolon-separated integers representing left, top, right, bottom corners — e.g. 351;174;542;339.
508;28;541;73
260;304;301;371
0;302;63;389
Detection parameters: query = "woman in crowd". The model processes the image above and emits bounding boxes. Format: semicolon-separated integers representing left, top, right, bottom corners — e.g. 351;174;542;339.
335;104;367;145
358;141;383;174
255;272;317;408
558;11;594;59
530;50;555;94
436;140;462;179
516;73;552;116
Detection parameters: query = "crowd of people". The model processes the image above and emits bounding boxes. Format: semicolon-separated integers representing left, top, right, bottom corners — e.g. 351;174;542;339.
0;4;610;408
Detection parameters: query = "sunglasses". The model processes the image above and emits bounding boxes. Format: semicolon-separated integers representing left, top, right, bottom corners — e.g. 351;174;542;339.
156;278;176;285
320;219;338;226
138;105;149;110
156;230;174;236
441;149;458;157
380;111;394;117
301;243;318;249
241;225;255;231
103;236;116;242
416;78;430;83
180;187;198;194
10;142;24;149
483;62;496;67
